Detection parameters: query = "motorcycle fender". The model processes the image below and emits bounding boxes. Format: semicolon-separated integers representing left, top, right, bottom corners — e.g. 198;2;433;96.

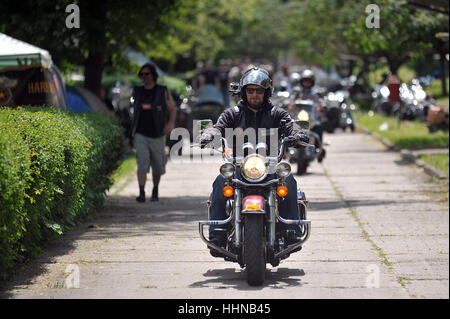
241;195;265;214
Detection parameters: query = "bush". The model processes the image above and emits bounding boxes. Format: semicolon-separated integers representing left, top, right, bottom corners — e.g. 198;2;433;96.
0;106;125;279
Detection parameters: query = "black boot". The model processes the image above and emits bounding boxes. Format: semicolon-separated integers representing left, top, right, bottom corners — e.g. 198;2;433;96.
209;237;227;257
136;191;145;203
151;187;158;202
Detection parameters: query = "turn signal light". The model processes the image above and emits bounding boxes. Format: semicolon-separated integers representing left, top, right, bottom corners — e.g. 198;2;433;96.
223;186;234;197
277;185;288;197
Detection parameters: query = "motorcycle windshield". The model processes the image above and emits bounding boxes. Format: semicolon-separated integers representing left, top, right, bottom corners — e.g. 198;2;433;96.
297;104;318;120
195;84;224;106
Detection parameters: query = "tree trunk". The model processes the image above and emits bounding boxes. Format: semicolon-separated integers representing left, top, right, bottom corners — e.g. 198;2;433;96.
82;1;107;98
386;53;405;76
438;41;448;97
84;52;106;98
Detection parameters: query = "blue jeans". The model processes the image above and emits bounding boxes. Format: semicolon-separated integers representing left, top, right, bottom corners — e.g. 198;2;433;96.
209;173;302;240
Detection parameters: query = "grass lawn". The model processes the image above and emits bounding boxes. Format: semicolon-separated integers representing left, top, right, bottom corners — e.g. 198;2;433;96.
356;112;449;186
356;112;449;150
111;151;137;186
419;153;449;177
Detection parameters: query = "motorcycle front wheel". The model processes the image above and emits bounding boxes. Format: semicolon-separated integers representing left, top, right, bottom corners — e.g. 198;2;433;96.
244;214;266;286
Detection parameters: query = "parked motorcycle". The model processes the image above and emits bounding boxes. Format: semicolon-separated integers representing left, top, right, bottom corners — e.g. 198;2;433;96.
286;98;326;175
197;119;312;286
371;79;428;122
396;80;428;121
371;84;391;114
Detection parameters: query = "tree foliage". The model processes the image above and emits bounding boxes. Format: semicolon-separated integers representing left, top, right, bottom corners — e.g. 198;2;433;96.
343;0;449;74
0;0;180;95
1;0;447;89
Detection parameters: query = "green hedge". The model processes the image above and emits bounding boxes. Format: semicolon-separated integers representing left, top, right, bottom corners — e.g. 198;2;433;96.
0;106;126;279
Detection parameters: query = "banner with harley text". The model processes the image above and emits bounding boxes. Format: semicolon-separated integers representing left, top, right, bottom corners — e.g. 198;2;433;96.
0;65;66;109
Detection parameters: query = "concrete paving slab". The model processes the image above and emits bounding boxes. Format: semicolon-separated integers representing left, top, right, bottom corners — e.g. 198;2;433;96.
1;131;448;300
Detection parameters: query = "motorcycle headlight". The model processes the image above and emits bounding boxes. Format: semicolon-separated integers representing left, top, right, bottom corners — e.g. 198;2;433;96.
220;163;235;179
242;155;267;182
275;162;291;178
297;110;309;121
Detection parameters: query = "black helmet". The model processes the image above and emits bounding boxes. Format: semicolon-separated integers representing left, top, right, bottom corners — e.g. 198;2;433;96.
300;69;315;88
240;67;273;103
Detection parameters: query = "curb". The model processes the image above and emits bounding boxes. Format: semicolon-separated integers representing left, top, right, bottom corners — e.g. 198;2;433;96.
358;126;449;184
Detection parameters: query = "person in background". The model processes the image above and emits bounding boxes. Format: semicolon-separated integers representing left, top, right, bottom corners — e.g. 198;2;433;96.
274;64;293;94
131;62;177;203
192;61;204;90
200;60;221;89
218;59;231;107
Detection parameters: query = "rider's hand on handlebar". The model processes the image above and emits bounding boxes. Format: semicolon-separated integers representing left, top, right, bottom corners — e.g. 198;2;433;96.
200;132;214;148
222;147;232;158
286;132;309;147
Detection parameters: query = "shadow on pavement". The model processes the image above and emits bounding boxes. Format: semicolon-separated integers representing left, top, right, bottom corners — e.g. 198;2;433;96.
189;267;305;290
0;194;209;298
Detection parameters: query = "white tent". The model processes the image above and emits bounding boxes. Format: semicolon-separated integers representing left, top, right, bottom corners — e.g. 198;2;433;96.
0;32;53;68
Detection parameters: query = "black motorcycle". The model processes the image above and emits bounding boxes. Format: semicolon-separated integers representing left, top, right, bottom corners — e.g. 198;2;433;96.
196;119;312;286
323;90;355;133
286;98;326;175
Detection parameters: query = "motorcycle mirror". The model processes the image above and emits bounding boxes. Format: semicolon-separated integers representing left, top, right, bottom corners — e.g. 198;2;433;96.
199;119;213;131
186;85;194;96
294;120;309;130
229;82;240;94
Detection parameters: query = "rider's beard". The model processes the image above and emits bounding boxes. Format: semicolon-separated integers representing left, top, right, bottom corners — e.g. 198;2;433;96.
248;101;263;110
248;96;264;110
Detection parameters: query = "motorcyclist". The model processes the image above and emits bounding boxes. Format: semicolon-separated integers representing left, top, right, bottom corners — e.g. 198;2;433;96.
199;67;309;256
297;69;325;161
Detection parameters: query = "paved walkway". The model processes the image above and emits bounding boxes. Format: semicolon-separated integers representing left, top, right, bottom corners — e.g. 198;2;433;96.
1;131;448;299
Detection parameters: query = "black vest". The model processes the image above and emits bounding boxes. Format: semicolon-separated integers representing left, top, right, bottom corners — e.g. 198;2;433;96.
132;85;167;138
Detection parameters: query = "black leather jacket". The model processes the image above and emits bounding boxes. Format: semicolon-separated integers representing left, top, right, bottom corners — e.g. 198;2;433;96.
204;100;296;156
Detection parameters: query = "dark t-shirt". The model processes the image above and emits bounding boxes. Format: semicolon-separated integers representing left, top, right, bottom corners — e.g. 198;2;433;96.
202;69;219;86
136;87;159;138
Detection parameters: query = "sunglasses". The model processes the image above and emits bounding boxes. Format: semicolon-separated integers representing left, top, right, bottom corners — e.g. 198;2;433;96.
139;71;152;77
246;87;265;95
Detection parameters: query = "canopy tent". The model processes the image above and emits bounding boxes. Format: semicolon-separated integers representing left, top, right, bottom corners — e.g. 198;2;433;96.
0;33;67;109
66;85;113;115
0;32;53;69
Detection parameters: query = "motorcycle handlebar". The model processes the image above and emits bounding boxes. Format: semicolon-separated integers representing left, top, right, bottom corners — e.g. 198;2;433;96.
193;137;313;163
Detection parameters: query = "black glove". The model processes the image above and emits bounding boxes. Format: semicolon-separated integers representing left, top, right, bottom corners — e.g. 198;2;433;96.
199;132;214;148
286;132;309;147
